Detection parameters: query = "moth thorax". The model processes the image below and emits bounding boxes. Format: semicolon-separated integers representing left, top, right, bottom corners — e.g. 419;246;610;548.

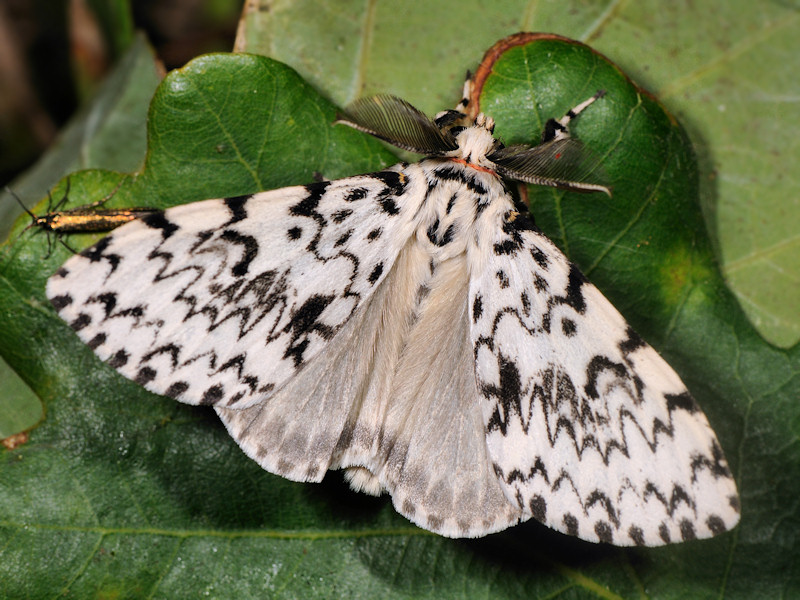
454;126;497;167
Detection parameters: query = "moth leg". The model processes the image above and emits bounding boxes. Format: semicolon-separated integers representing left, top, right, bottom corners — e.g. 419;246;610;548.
454;70;473;112
541;89;606;143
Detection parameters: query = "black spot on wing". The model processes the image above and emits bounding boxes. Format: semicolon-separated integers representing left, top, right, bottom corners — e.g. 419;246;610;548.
544;263;587;333
690;440;733;479
530;245;549;269
90;292;117;317
520;292;530;316
472;294;483;323
345;187;368;202
200;384;224;405
51;294;72;311
70;313;90;331
483;354;523;435
493;216;526;255
706;515;727;535
87;333;106;349
165;381;189;399
510;210;537;231
561;318;576;336
584;355;628;399
368;170;408;216
658;523;671;544
368;262;384;285
563;514;579;537
679;519;696;541
530;495;546;522
332;208;353;223
108;349;129;368
595;521;613;544
563;264;588;312
496;270;509;289
135;367;156;385
619;326;646;354
371;170;408;196
287;226;302;240
628;526;645;546
367;227;382;241
587;490;620;527
666;391;700;415
335;230;353;247
379;197;400;215
142;343;181;368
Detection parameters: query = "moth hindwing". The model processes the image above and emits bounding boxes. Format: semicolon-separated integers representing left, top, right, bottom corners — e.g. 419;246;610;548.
47;91;739;546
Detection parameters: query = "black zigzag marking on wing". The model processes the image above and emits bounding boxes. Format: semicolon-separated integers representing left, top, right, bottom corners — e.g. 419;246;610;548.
142;212;179;239
473;242;723;470
159;176;405;377
110;176;408;390
481;342;716;465
492;451;710;544
223;195;250;224
79;236;121;275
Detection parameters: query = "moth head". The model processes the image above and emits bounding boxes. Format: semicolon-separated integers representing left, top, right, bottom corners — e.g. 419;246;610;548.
448;115;500;168
336;94;611;195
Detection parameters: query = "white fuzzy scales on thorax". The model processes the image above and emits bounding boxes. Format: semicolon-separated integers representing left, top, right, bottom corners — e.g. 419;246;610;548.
410;157;510;264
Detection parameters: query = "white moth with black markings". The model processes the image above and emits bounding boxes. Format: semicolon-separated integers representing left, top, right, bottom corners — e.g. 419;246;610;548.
47;87;740;546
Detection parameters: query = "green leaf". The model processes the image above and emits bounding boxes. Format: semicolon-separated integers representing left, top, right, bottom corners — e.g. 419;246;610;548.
0;36;798;600
0;32;163;441
597;2;800;348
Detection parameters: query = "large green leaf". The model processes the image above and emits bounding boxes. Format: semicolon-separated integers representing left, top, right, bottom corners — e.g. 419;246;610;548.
243;0;800;348
0;37;797;600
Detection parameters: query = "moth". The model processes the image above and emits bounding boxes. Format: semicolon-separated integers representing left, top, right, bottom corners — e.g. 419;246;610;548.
46;87;740;546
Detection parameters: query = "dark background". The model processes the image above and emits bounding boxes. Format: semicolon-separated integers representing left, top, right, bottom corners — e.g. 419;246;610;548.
0;0;242;189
